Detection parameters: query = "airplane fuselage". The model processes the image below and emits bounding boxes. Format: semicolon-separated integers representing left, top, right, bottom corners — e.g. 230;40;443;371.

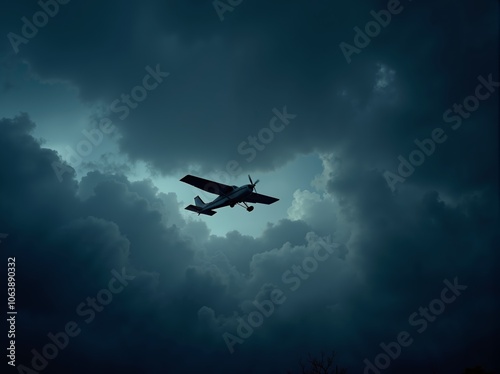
201;185;253;212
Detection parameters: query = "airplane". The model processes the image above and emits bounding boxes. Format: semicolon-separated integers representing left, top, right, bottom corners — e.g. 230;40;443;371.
180;174;279;216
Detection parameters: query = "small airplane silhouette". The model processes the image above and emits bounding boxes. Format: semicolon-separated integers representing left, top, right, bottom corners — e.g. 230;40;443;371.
180;174;279;216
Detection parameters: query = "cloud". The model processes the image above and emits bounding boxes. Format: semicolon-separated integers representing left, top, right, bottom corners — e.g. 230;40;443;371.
2;0;496;179
0;0;499;372
1;101;499;372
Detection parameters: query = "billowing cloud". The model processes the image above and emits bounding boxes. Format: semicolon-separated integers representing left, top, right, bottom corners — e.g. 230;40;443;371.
0;1;498;373
2;0;496;179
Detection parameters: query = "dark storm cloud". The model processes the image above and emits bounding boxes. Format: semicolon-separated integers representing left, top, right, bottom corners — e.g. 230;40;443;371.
2;0;496;181
0;115;193;372
0;108;499;373
0;115;350;373
1;0;499;373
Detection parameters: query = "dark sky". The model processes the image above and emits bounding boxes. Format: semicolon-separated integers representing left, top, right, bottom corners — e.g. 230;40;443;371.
0;1;499;373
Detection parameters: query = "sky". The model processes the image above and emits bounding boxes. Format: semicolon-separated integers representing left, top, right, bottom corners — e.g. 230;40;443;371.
0;1;498;373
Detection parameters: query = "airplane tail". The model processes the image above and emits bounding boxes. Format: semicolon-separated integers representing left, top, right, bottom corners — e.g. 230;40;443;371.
185;204;217;216
184;196;216;216
194;196;205;208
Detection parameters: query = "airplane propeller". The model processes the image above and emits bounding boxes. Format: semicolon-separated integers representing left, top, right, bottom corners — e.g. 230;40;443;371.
248;174;260;192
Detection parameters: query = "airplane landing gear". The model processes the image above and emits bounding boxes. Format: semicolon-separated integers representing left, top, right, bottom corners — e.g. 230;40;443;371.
236;201;254;212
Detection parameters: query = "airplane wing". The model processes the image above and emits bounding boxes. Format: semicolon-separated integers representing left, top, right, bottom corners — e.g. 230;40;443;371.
243;192;279;205
180;174;234;195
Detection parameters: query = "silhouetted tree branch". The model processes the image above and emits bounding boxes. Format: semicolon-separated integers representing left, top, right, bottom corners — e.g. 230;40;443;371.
287;351;347;374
